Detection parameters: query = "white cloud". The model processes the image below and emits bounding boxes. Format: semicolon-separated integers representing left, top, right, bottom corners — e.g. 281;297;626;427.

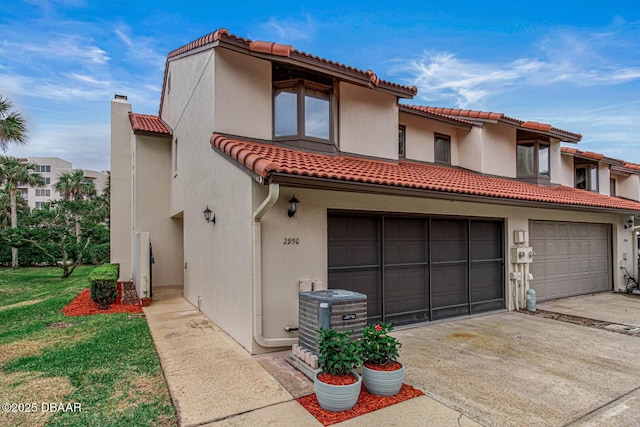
260;15;314;42
0;36;109;66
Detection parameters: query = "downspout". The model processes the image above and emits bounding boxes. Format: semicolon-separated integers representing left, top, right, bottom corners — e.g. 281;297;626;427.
252;183;298;348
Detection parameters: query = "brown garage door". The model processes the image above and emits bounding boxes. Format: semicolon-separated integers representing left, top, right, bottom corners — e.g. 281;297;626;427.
328;213;505;326
529;220;611;301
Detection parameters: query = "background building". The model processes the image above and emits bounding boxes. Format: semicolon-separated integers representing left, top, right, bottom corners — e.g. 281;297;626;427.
17;157;109;209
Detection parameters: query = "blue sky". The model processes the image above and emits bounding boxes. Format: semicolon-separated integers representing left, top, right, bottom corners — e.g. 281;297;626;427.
1;0;639;171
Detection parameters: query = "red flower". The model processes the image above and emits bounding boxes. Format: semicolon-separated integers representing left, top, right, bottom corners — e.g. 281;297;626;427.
375;324;383;332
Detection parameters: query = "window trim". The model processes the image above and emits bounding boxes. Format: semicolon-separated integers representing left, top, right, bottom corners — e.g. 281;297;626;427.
398;125;406;158
434;133;451;165
516;139;550;185
273;79;335;150
575;164;599;192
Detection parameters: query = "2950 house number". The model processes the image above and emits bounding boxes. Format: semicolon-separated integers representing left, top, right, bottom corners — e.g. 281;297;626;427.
283;237;300;245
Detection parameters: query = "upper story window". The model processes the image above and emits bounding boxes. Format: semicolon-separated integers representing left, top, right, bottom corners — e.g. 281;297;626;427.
398;125;406;158
610;178;617;196
273;64;335;152
575;164;598;192
434;133;451;165
517;140;550;185
35;165;51;173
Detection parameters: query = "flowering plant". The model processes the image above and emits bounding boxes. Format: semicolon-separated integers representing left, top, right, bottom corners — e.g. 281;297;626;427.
317;327;362;377
358;322;401;366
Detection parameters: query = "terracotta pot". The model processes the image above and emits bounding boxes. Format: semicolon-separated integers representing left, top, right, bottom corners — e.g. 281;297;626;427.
362;362;405;396
314;371;361;412
140;297;152;307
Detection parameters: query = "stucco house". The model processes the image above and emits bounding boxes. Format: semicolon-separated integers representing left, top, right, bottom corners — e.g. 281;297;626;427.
110;28;640;354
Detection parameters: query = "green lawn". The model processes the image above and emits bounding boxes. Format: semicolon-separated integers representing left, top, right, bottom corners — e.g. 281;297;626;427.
0;267;176;427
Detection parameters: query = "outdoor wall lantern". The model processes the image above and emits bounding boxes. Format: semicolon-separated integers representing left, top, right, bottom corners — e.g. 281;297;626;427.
624;216;634;229
203;206;216;224
287;195;300;218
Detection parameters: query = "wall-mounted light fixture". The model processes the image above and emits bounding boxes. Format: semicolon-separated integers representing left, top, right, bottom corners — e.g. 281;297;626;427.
287;195;300;218
624;216;634;229
203;206;216;224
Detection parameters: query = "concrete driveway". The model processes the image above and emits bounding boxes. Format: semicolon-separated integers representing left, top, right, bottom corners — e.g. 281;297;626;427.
394;294;640;426
537;291;640;328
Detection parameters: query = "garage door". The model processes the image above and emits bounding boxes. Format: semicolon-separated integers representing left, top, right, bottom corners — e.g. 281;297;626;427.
328;213;505;326
529;221;611;301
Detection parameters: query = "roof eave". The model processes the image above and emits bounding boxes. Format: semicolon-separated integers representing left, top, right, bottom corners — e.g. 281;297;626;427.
268;173;640;215
398;106;474;129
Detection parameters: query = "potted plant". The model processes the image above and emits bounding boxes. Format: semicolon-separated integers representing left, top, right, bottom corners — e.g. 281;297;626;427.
140;289;151;307
314;327;362;412
359;322;404;396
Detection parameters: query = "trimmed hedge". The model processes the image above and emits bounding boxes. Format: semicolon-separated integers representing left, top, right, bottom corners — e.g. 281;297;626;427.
89;263;119;309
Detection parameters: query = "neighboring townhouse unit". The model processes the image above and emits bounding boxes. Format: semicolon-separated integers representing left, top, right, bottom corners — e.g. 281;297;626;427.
16;157;109;209
111;28;640;354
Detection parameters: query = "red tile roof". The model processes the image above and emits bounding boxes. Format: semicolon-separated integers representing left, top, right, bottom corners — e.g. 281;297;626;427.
411;106;582;142
129;113;172;135
165;28;417;97
211;134;640;213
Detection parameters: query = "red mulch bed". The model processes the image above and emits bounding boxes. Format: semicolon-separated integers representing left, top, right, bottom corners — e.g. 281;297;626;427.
63;283;143;316
297;383;424;426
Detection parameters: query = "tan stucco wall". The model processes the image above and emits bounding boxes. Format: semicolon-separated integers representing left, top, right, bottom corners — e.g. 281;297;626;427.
132;134;183;286
618;173;640;201
161;47;256;351
458;126;484;172
339;83;398;159
598;163;611;196
399;112;465;165
560;154;575;187
110;98;133;281
254;185;631;352
161;50;215;130
482;123;516;178
214;49;272;139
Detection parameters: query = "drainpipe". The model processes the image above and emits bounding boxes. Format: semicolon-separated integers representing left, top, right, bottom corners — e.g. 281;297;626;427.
252;183;298;348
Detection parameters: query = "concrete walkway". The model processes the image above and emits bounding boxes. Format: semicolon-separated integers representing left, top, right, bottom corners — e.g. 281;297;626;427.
143;286;479;426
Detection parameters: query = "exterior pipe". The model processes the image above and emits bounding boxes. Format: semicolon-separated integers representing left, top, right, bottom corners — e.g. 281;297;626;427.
252;183;298;348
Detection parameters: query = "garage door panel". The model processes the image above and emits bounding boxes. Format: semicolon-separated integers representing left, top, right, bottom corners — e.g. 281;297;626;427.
329;214;504;325
471;262;503;301
530;220;610;301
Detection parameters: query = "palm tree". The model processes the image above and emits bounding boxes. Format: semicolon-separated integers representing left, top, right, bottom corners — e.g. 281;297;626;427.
53;169;96;242
0;189;27;228
54;169;96;201
0;156;44;268
0;96;27;152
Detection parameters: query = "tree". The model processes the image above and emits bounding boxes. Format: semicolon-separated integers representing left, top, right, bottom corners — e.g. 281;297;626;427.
53;169;96;242
0;156;44;268
18;201;91;278
0;96;27;152
0;189;27;228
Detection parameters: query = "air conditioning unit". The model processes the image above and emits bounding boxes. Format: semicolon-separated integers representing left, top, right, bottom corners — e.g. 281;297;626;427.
298;289;367;355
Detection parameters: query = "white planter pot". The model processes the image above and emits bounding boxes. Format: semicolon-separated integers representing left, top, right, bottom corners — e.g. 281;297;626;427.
362;362;405;396
314;371;361;412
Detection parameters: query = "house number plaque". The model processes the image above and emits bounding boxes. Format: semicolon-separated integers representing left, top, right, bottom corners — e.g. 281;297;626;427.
283;237;300;245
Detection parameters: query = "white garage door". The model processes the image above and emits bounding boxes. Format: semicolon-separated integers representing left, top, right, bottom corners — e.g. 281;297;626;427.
529;221;611;301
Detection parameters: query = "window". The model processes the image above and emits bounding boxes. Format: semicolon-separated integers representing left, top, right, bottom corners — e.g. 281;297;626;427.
173;138;178;176
35;202;42;209
575;165;598;192
36;189;50;197
434;134;451;164
610;178;617;196
35;165;51;173
273;65;334;150
398;125;406;158
517;141;550;183
44;177;50;185
274;82;331;140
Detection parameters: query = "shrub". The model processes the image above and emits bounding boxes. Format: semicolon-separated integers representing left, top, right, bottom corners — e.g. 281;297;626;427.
359;322;401;366
317;328;361;377
89;263;119;309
